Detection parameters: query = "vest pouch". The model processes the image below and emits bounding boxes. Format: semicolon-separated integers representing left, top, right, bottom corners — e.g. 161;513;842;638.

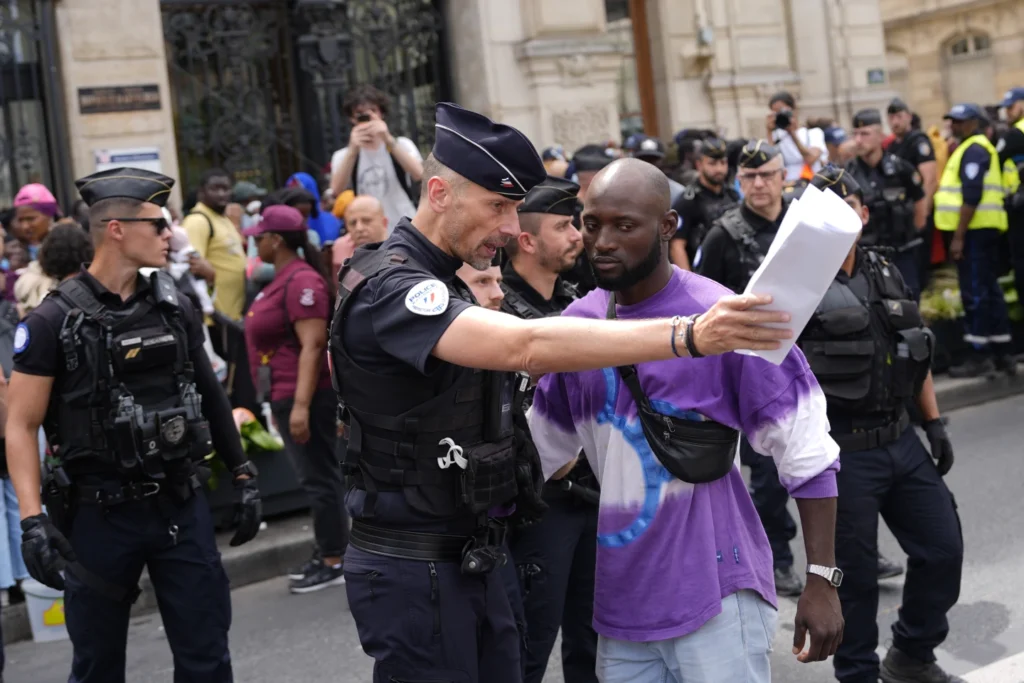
891;327;934;399
634;402;738;484
881;299;923;331
459;437;518;514
111;326;178;375
817;306;870;337
483;372;515;442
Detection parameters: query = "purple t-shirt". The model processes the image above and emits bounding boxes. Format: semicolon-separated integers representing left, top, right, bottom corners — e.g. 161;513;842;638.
527;268;839;643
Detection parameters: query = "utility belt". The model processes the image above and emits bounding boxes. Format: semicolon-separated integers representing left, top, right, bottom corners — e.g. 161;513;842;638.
351;519;509;575
829;409;911;452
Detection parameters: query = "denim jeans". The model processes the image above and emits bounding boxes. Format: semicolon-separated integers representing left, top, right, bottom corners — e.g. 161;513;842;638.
0;477;29;589
596;590;777;683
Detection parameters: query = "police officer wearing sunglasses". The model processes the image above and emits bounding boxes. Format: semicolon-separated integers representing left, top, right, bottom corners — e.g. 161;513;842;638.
5;167;262;683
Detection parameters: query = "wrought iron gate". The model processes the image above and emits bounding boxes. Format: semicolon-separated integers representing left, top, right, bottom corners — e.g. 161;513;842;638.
162;0;450;195
0;0;67;208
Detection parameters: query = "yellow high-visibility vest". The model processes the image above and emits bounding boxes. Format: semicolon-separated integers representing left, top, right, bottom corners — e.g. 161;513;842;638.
934;134;1008;232
1001;118;1024;196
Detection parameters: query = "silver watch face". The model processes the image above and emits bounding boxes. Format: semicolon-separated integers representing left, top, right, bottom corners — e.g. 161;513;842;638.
830;567;844;587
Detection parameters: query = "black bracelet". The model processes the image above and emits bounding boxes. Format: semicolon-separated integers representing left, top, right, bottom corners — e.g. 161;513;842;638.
670;315;683;357
684;315;704;358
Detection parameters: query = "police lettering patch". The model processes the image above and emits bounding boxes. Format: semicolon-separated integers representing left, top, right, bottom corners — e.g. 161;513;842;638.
13;323;28;354
965;162;980;180
919;141;931;158
405;279;449;316
299;288;315;307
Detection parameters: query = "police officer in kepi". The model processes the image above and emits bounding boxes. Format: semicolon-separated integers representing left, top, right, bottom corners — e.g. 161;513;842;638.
845;108;929;300
499;175;599;683
330;102;794;683
670;137;740;271
799;167;964;683
5;168;262;683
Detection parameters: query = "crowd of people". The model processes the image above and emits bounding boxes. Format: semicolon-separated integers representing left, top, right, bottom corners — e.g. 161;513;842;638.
0;81;1019;683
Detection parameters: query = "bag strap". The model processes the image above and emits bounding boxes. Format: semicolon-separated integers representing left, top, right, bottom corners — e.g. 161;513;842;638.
187;210;215;247
605;293;653;412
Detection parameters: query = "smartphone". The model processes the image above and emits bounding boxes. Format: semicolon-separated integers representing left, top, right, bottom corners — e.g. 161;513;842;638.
355;113;371;123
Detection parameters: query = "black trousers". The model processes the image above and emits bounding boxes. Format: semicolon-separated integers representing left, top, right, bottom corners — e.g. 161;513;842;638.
65;491;232;683
272;389;350;557
1009;210;1024;328
740;440;796;570
833;426;963;683
344;545;521;683
510;496;599;683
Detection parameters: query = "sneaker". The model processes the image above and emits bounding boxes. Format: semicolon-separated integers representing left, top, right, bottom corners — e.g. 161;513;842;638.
878;554;905;580
774;566;804;597
948;356;995;379
994;354;1019;378
288;550;322;581
880;647;966;683
289;562;345;594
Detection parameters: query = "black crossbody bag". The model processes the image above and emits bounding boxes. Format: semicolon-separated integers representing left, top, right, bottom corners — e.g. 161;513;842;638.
606;294;739;484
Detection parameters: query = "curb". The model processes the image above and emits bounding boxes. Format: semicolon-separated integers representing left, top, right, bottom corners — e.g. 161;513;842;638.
4;373;1021;646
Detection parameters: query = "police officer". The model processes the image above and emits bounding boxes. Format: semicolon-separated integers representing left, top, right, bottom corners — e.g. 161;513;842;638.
626;134;686;205
799;167;964;683
696;140;805;595
934;103;1015;378
6;168;262;683
997;87;1024;316
331;102;794;683
670;137;739;270
500;175;599;683
845;108;928;300
564;144;616;296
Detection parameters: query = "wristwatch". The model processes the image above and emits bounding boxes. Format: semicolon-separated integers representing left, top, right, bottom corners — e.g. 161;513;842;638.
807;564;843;588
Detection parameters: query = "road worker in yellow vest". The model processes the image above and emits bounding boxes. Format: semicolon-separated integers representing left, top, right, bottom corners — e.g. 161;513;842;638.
933;103;1016;378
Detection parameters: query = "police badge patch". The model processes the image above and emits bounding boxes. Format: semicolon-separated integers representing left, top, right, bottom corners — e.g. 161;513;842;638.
965;163;980;180
919;141;931;158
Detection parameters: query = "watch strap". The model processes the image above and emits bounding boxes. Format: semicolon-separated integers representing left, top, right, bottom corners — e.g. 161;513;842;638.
807;564;841;587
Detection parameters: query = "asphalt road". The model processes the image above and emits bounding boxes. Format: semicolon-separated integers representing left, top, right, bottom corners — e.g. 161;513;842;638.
6;395;1023;683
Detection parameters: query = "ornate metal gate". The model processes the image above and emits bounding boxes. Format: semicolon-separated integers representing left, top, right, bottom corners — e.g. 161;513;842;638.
161;0;450;195
0;0;67;208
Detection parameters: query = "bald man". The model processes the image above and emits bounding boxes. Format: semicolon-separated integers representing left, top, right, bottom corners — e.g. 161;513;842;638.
333;195;390;274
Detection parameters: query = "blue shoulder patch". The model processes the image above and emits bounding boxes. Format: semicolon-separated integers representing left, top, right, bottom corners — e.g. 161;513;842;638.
13;322;29;354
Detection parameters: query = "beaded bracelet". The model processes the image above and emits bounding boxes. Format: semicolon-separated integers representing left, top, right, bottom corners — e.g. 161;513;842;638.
669;315;684;357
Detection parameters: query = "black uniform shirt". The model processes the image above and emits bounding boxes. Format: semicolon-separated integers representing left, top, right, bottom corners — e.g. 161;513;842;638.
889;130;936;168
342;217;472;377
846;154;924;246
671;181;740;262
998;125;1024;199
696;203;786;293
501;262;575;317
13;267;245;472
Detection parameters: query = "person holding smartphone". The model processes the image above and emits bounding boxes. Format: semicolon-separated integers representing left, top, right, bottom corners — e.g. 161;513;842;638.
330;85;424;231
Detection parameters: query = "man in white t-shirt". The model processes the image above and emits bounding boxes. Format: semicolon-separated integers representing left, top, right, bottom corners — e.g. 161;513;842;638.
330;85;424;232
766;91;828;183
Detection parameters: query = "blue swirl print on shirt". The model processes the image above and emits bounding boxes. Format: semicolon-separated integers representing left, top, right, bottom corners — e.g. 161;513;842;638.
596;367;706;548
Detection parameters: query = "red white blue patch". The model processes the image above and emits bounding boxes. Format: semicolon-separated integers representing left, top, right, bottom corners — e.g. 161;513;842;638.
405;280;449;316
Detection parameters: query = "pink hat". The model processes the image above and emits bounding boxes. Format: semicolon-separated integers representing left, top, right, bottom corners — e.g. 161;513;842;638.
242;204;306;237
13;183;59;216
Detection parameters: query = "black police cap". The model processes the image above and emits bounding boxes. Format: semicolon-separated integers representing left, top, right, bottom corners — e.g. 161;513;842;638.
737;139;780;169
698;137;728;160
518;175;580;216
851;109;883;128
75;167;175;208
811;166;863;200
572;144;616;172
887;97;910;115
432;102;545;199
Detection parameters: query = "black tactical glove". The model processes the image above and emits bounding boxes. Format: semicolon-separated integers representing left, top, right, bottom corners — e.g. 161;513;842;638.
512;415;548;525
923;418;954;476
21;514;76;591
229;473;263;547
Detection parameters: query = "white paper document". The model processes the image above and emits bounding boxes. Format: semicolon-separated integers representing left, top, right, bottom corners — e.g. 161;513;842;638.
738;184;862;365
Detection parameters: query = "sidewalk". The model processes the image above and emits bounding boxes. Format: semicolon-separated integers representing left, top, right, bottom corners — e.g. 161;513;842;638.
3;369;1021;645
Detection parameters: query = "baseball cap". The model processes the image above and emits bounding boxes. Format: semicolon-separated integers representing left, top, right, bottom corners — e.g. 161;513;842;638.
943;103;984;121
242;204;306;237
1002;88;1024;108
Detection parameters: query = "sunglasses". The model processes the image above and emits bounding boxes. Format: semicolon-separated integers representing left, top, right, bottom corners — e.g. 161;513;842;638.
101;217;170;233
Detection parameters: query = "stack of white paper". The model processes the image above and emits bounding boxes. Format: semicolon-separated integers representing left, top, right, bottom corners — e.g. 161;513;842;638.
738;184;863;365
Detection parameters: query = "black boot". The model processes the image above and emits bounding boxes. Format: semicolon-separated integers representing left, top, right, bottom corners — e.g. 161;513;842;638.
878;553;904;580
774;566;804;597
948;355;995;379
880;647;966;683
994;353;1019;377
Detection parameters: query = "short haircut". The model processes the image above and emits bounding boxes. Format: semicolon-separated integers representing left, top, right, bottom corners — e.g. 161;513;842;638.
40;221;94;280
88;197;143;238
769;91;796;109
503;212;544;261
420;153;467;199
342;84;390;118
199;168;232;189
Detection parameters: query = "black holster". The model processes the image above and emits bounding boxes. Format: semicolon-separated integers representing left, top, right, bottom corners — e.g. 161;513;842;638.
42;467;74;535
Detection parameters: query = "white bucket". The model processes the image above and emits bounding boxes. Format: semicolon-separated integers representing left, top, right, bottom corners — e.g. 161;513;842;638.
21;578;69;643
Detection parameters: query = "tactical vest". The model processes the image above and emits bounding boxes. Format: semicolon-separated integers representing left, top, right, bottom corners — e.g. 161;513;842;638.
681;184;739;250
934;134;1008;232
852;155;916;249
46;271;212;478
800;250;933;417
718;207;765;293
330;246;517;519
1003;119;1024;196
